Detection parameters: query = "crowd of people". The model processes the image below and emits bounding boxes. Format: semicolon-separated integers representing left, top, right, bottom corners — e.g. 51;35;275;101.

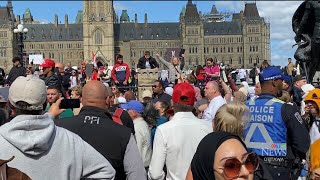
0;53;318;180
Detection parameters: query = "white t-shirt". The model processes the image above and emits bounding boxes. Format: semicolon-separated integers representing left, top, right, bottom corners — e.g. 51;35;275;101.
238;69;247;79
202;95;226;123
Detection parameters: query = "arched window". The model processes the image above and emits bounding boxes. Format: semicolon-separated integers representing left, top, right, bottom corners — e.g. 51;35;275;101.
238;57;242;64
49;52;51;58
230;58;233;64
256;56;260;64
52;53;54;59
95;29;103;45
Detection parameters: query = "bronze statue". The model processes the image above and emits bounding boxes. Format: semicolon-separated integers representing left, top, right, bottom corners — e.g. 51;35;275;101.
292;0;320;83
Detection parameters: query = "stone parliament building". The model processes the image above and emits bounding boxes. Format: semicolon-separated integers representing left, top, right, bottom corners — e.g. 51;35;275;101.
0;0;270;71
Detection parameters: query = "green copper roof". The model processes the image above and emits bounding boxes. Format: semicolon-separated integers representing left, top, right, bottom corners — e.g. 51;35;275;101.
76;10;83;24
120;10;130;23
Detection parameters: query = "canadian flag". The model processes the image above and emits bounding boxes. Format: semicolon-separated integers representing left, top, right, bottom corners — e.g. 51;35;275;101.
92;51;97;68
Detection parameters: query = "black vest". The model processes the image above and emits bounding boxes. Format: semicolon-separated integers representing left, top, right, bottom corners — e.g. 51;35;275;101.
56;106;131;180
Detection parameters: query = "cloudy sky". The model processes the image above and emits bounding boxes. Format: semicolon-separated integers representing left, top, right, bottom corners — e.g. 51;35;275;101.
0;1;303;67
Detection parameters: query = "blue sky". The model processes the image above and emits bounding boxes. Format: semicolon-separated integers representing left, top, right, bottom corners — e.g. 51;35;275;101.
0;1;303;67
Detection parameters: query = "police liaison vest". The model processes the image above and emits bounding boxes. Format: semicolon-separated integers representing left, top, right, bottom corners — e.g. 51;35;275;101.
244;95;287;157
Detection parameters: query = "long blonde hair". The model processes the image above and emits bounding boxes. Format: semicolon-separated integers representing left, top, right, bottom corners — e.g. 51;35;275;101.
213;102;249;138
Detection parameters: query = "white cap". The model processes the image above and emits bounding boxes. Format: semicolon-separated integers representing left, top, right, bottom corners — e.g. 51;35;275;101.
142;90;152;99
9;76;47;110
117;97;127;104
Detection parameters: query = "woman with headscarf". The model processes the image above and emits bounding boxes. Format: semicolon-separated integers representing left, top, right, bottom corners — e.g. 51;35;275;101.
186;131;259;180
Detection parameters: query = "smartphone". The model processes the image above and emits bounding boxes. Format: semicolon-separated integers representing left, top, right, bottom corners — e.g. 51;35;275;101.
59;99;80;109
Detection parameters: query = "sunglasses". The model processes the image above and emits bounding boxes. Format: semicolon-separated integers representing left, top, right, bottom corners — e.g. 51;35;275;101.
217;152;259;179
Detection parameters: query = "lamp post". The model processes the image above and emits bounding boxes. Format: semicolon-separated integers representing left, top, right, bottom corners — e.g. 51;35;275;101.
13;24;28;67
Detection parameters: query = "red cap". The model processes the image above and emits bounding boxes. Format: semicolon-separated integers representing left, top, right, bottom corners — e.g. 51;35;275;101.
40;59;55;68
172;82;195;106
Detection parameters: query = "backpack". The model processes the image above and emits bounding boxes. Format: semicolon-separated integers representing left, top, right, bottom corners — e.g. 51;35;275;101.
249;68;256;78
112;108;123;125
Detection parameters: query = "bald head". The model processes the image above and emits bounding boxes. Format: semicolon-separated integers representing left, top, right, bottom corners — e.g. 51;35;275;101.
207;81;220;91
204;81;221;100
82;81;108;109
124;90;136;101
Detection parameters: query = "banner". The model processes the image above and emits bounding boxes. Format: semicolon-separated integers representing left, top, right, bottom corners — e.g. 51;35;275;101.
29;54;43;65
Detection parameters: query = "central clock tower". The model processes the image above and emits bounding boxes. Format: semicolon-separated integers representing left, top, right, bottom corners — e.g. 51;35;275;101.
83;1;114;65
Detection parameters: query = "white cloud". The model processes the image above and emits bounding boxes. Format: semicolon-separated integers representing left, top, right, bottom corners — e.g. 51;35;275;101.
256;1;303;64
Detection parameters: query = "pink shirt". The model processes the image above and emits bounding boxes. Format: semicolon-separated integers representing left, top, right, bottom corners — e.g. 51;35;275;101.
204;66;220;76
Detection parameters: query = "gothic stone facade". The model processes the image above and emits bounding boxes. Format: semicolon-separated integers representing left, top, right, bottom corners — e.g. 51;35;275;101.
0;0;270;71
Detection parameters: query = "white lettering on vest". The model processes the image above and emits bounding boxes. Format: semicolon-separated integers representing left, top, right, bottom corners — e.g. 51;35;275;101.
84;116;100;124
249;106;274;114
250;114;273;123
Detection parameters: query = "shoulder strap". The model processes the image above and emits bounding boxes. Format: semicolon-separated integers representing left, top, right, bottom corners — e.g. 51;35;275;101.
112;108;123;125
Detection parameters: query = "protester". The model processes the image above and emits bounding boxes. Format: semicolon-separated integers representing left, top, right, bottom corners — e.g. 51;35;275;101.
102;63;112;86
137;51;159;70
238;66;247;82
151;80;171;104
201;81;226;124
291;75;307;107
287;58;295;77
155;53;182;84
56;81;146;180
0;76;115;179
111;54;130;88
5;57;26;85
70;69;79;89
55;62;70;95
213;102;249;136
304;88;320;143
64;62;73;78
124;90;136;102
186;74;202;101
195;65;205;86
186;132;258;180
204;58;220;82
254;82;261;96
141;89;153;105
40;59;61;87
148;82;212;180
46;86;74;118
121;100;152;169
244;66;310;179
151;100;169;145
70;85;83;116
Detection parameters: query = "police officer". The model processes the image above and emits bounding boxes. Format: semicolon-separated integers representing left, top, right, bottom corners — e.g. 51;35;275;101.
244;66;310;180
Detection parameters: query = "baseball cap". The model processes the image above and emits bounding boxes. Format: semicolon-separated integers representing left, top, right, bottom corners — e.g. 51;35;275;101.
9;76;47;110
142;90;152;99
172;82;195;106
259;66;288;83
40;58;55;68
121;100;144;113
